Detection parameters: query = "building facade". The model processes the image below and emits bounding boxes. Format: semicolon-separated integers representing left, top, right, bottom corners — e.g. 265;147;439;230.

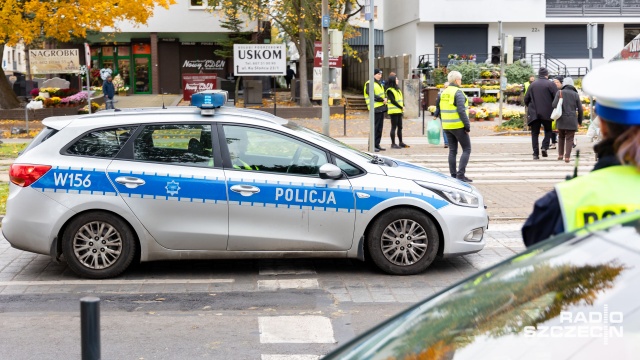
2;42;27;76
88;0;258;94
383;0;640;76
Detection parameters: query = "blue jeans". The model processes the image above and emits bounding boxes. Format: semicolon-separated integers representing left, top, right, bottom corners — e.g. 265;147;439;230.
440;119;448;145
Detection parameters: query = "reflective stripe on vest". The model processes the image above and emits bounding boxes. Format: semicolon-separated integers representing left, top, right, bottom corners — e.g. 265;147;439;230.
439;86;468;130
233;158;258;170
556;166;640;231
386;87;404;115
364;81;386;111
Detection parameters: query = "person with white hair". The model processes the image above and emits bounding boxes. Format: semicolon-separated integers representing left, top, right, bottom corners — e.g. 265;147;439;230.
437;71;472;182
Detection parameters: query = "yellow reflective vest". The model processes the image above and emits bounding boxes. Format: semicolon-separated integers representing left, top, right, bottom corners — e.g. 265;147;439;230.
556;166;640;231
439;86;468;130
364;80;386;111
386;87;404;115
524;81;531;95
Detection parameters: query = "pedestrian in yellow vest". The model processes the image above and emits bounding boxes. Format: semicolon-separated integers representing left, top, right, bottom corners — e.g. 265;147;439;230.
522;61;640;247
363;68;388;152
436;71;473;183
433;82;450;148
386;75;409;149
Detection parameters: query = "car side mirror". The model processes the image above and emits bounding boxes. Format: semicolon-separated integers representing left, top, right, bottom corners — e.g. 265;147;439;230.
319;163;343;180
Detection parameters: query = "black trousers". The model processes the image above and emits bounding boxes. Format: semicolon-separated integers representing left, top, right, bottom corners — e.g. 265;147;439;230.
530;119;553;156
444;128;471;178
390;114;403;144
374;111;385;147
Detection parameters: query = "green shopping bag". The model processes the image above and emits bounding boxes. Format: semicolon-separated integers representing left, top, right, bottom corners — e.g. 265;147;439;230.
427;119;441;145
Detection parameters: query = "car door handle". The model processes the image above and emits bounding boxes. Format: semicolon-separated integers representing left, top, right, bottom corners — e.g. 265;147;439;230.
230;184;260;196
115;176;146;189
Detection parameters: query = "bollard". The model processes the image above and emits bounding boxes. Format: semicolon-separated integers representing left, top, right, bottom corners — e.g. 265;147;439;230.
343;101;347;136
80;297;101;360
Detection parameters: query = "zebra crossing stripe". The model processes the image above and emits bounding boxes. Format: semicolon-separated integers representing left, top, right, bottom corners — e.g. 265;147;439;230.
258;279;319;290
259;316;336;344
261;356;320;360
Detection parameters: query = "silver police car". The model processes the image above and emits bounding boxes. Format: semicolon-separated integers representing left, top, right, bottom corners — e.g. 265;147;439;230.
3;91;488;278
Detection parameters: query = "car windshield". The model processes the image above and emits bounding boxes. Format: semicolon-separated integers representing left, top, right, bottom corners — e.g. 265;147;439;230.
325;214;640;360
283;121;374;161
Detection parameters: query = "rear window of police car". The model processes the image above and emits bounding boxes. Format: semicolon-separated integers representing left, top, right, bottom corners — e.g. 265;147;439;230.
21;127;59;155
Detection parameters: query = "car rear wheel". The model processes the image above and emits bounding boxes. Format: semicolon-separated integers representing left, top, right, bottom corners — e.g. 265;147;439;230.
367;208;439;275
62;212;136;279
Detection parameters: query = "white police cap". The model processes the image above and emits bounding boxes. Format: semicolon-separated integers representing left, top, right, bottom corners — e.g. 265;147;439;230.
582;60;640;125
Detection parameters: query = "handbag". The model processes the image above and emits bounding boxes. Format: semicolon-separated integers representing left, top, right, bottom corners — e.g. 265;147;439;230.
550;90;563;122
427;119;441;145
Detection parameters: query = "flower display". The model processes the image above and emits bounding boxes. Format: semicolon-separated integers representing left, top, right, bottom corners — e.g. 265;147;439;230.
30;88;40;97
475;109;488;119
112;74;125;90
39;87;60;97
481;95;497;103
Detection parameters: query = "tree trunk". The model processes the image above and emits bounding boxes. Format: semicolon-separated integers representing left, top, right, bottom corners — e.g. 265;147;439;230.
297;1;311;107
0;44;22;109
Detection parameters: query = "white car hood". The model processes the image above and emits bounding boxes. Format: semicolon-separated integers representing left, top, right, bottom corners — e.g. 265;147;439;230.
380;158;474;193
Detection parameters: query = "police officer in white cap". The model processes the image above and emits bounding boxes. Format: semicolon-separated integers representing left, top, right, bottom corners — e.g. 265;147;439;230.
522;60;640;246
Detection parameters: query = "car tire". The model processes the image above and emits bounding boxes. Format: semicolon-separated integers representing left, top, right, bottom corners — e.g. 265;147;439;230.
367;208;439;275
62;212;136;279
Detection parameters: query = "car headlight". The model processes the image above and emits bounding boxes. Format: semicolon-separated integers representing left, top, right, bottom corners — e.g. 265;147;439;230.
416;181;479;208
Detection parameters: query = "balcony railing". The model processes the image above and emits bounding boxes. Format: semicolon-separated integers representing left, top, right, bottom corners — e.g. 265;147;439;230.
547;0;640;17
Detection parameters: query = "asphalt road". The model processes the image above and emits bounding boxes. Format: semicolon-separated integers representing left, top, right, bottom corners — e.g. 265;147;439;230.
0;223;525;359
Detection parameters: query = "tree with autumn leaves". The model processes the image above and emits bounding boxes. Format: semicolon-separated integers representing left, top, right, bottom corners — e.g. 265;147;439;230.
214;0;362;107
0;0;175;109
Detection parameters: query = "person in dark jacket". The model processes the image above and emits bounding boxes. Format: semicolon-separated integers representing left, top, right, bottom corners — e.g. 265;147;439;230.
102;75;116;110
552;77;583;163
524;67;558;159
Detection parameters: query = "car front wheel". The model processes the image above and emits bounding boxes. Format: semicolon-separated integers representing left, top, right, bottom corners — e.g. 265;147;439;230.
62;212;136;279
367;208;439;275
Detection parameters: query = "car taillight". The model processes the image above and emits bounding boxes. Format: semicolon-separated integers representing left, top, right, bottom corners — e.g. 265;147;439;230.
9;164;52;187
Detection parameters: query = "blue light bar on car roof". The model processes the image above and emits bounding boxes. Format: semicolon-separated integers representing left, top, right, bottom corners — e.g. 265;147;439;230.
191;90;228;115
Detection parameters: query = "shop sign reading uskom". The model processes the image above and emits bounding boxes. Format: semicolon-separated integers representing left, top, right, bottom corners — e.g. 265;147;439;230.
233;44;286;76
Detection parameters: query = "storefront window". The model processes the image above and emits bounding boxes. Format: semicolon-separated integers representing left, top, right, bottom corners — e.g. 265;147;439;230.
118;59;131;88
117;46;130;57
102;47;114;57
135;57;150;93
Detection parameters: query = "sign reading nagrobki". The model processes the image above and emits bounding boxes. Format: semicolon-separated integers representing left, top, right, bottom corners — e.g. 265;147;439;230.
233;44;286;76
29;49;81;75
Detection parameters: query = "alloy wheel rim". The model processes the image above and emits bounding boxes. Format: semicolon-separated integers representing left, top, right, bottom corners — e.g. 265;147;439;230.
73;221;122;269
381;219;428;266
